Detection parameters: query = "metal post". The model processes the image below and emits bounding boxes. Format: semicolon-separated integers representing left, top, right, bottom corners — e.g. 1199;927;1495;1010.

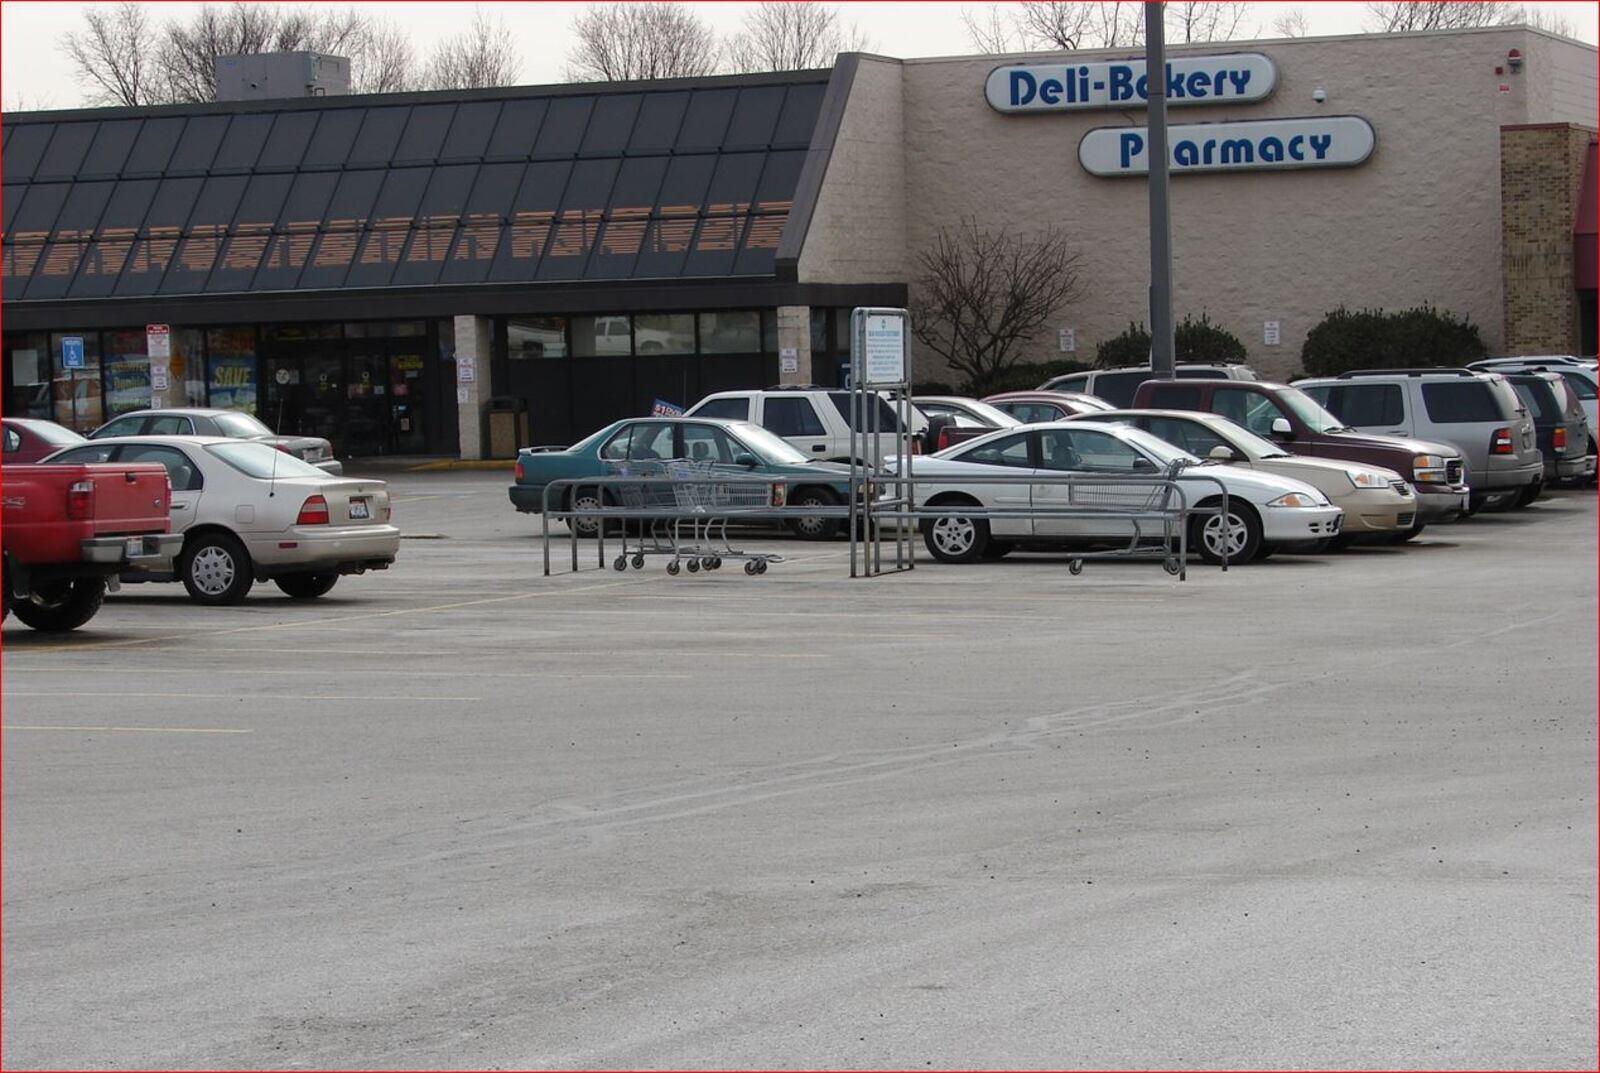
1145;1;1176;381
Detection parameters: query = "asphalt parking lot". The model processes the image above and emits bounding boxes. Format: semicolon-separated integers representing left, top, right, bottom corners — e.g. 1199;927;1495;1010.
3;469;1595;1070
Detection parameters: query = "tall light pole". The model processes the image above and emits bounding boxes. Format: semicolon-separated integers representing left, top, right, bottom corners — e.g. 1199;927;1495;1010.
1145;1;1175;379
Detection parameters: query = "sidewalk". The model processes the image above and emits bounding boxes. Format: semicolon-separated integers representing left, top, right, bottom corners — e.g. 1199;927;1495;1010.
341;455;516;473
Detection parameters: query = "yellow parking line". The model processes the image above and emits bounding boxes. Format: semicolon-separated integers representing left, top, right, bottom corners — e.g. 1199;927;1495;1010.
3;725;252;734
4;691;481;702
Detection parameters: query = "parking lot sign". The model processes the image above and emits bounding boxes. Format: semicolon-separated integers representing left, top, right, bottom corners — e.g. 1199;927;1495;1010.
61;336;85;369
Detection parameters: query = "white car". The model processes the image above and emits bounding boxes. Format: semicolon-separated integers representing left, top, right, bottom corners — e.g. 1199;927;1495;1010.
41;436;399;604
686;387;928;464
892;420;1343;565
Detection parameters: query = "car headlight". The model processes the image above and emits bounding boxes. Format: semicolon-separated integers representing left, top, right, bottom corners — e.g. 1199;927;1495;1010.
1346;468;1394;489
1267;492;1323;508
1412;453;1446;482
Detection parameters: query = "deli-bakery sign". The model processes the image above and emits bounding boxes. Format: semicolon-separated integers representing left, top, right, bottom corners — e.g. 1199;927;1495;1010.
986;53;1276;113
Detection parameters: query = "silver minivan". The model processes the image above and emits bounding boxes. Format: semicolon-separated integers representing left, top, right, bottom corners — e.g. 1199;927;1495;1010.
1297;370;1543;511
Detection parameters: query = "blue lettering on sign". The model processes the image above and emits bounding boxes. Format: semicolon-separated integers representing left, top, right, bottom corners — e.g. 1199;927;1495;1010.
1309;133;1332;159
1009;69;1036;106
1260;137;1284;162
1119;132;1145;169
1108;65;1135;102
1039;77;1062;105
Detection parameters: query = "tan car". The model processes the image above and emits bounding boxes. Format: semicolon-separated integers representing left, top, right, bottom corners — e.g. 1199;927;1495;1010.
1077;409;1421;544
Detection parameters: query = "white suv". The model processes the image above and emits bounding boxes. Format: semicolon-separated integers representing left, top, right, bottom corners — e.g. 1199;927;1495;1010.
1041;363;1257;408
685;388;928;463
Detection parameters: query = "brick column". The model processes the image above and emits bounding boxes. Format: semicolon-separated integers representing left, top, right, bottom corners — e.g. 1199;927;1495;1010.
1501;124;1596;355
776;305;811;385
454;314;493;459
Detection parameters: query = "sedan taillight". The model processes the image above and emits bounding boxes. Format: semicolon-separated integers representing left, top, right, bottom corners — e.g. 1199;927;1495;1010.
937;427;953;451
66;478;94;521
1489;427;1514;455
296;495;330;525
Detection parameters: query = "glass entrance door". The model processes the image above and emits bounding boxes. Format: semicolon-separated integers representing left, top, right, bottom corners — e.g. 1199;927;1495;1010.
344;351;389;456
389;348;427;454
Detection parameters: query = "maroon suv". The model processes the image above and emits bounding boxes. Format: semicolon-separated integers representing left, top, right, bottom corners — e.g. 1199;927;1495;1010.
1131;379;1470;522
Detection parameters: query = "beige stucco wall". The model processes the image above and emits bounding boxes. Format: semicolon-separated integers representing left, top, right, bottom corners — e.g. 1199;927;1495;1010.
795;56;907;284
800;27;1597;381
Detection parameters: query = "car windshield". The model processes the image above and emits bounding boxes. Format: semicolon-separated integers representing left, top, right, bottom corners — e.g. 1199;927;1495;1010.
213;412;275;437
1277;387;1351;433
1115;426;1200;465
725;422;812;464
205;441;326;479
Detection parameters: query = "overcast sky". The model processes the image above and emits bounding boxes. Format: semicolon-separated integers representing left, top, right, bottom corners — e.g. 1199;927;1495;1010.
3;1;1595;111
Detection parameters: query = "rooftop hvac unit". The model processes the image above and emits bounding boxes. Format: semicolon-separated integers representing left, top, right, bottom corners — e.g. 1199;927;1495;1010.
214;52;351;101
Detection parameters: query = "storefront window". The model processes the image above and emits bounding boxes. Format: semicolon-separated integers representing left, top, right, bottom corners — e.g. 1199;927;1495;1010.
633;313;694;355
509;316;569;359
761;311;778;354
170;328;207;407
699;311;761;354
810;309;828;356
834;307;855;350
571;315;632;357
266;323;341;341
4;331;52;418
51;331;103;432
103;329;152;417
206;327;258;413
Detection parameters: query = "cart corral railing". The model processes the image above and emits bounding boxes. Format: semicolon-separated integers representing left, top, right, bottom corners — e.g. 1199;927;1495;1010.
536;464;1235;579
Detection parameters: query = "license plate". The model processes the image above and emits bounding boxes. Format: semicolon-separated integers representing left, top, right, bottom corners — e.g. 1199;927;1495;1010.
348;498;370;519
126;536;143;556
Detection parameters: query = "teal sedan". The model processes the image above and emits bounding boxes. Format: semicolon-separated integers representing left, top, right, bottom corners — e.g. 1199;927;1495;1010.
509;417;856;539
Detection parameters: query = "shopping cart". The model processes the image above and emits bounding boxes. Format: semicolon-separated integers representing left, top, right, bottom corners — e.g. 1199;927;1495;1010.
605;460;787;576
1056;467;1186;576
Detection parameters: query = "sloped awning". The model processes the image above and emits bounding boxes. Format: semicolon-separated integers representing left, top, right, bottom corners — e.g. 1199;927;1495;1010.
1576;140;1597;290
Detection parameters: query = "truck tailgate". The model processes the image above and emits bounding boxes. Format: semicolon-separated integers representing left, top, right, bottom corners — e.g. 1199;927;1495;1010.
3;463;171;566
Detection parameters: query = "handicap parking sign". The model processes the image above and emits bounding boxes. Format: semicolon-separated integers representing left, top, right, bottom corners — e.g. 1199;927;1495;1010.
61;336;85;369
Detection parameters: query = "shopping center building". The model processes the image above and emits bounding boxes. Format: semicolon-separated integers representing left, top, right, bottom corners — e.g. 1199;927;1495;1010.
3;23;1594;457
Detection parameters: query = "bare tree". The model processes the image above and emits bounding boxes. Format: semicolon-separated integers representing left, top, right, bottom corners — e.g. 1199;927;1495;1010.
961;6;1019;52
726;3;870;72
1506;3;1577;36
1363;2;1510;32
351;19;420;94
566;3;722;82
4;89;57;112
911;220;1085;396
1271;7;1311;37
424;9;520;90
962;2;1145;53
60;2;166;106
1166;2;1255;43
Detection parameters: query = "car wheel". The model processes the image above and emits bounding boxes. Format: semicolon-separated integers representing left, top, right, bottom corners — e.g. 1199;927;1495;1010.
921;504;990;564
11;577;106;632
1252;543;1275;562
1465;493;1490;516
981;540;1014;560
1513;479;1543;508
788;488;842;540
1328;532;1359;551
181;533;254;605
1387;521;1426;544
568;487;608;538
1189;501;1262;566
275;572;338;599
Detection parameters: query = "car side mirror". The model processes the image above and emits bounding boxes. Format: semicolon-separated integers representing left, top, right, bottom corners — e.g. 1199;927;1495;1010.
1269;417;1294;438
733;452;759;467
1131;456;1158;473
1208;445;1237;462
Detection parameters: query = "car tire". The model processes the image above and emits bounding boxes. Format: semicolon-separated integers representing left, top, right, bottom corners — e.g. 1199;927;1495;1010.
921;502;991;564
1328;532;1359;551
275;572;339;599
1465;493;1490;516
567;487;611;539
981;540;1014;560
1513;479;1543;508
1252;543;1275;562
1387;522;1426;544
788;488;842;540
11;577;106;632
181;533;254;605
1188;500;1262;566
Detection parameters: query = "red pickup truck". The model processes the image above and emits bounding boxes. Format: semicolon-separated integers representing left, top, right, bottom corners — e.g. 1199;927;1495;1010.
3;462;183;631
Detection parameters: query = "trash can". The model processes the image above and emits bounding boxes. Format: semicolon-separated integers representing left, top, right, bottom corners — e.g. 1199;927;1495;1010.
484;396;530;458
